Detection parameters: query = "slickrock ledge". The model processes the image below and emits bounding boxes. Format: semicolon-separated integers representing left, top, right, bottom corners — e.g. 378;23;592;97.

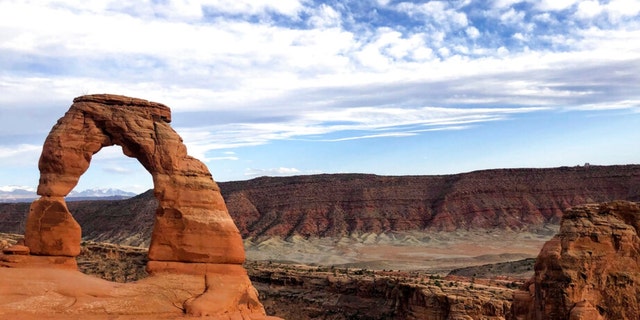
511;201;640;320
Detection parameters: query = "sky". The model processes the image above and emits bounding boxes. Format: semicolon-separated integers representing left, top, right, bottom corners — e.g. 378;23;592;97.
0;0;639;194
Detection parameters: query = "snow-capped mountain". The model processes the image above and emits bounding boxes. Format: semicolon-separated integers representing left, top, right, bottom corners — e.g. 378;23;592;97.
0;186;37;202
67;188;137;198
0;187;137;202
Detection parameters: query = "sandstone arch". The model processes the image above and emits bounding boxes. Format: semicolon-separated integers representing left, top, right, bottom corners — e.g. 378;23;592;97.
24;94;245;267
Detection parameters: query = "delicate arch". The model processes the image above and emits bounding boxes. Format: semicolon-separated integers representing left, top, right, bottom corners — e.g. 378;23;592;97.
25;94;245;267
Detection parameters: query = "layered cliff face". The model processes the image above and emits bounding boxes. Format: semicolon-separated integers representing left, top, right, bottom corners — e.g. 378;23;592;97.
512;201;640;320
0;165;639;243
225;167;640;238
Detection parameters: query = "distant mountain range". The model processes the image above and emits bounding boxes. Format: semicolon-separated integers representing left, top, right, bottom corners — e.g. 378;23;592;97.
0;187;137;203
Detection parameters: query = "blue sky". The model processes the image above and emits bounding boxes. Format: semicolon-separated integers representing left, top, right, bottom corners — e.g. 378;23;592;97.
0;0;639;193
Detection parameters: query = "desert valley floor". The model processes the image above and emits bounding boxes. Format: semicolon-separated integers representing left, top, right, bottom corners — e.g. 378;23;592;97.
243;228;557;272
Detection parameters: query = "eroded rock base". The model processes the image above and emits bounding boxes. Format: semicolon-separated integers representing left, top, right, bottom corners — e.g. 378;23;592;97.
0;253;77;270
0;266;278;319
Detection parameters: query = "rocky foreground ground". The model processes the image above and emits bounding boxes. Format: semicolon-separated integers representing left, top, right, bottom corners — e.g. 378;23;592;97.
1;232;530;319
2;201;640;319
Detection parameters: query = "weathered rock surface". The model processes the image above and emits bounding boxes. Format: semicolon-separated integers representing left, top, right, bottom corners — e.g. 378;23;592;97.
3;94;271;319
0;267;277;320
25;197;81;256
3;166;638;245
239;263;516;320
2;232;519;320
511;201;640;320
1;166;638;245
27;94;244;264
223;168;640;237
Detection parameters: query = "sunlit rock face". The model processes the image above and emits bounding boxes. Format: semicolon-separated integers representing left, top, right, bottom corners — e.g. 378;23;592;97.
16;94;268;318
26;94;244;264
512;201;640;320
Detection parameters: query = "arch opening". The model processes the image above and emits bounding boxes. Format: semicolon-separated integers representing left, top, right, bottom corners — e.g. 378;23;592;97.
72;145;152;197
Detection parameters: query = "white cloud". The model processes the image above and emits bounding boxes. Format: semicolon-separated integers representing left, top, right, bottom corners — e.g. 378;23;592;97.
513;32;526;41
174;105;550;155
202;0;305;17
0;185;36;192
606;0;640;22
535;0;580;11
1;0;639;177
244;167;302;177
567;100;640;111
396;1;468;28
497;46;510;56
499;8;525;25
492;0;523;9
0;144;41;165
103;166;134;174
465;26;480;39
319;132;417;142
575;1;603;19
210;156;240;161
91;146;127;160
308;4;342;28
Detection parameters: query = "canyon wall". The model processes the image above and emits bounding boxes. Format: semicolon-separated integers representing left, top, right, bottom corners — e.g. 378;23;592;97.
224;166;640;238
1;165;639;244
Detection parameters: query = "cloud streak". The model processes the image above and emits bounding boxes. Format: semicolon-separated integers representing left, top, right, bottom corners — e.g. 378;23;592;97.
1;0;639;186
244;167;306;178
176;105;550;155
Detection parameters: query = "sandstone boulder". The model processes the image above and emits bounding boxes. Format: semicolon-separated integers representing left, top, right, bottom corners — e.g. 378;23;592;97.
25;197;81;256
512;201;640;320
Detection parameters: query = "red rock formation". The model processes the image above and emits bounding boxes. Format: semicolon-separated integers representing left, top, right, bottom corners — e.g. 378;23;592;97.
511;201;640;320
0;267;279;320
4;94;270;318
25;197;81;256
222;169;640;238
2;166;639;243
28;94;243;264
250;264;514;319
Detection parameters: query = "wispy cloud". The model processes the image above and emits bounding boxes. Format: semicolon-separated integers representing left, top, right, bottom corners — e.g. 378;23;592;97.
209;156;240;161
177;105;550;154
317;132;417;142
1;0;639;185
567;100;640;111
0;144;41;166
103;166;133;175
244;167;308;178
0;185;36;192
